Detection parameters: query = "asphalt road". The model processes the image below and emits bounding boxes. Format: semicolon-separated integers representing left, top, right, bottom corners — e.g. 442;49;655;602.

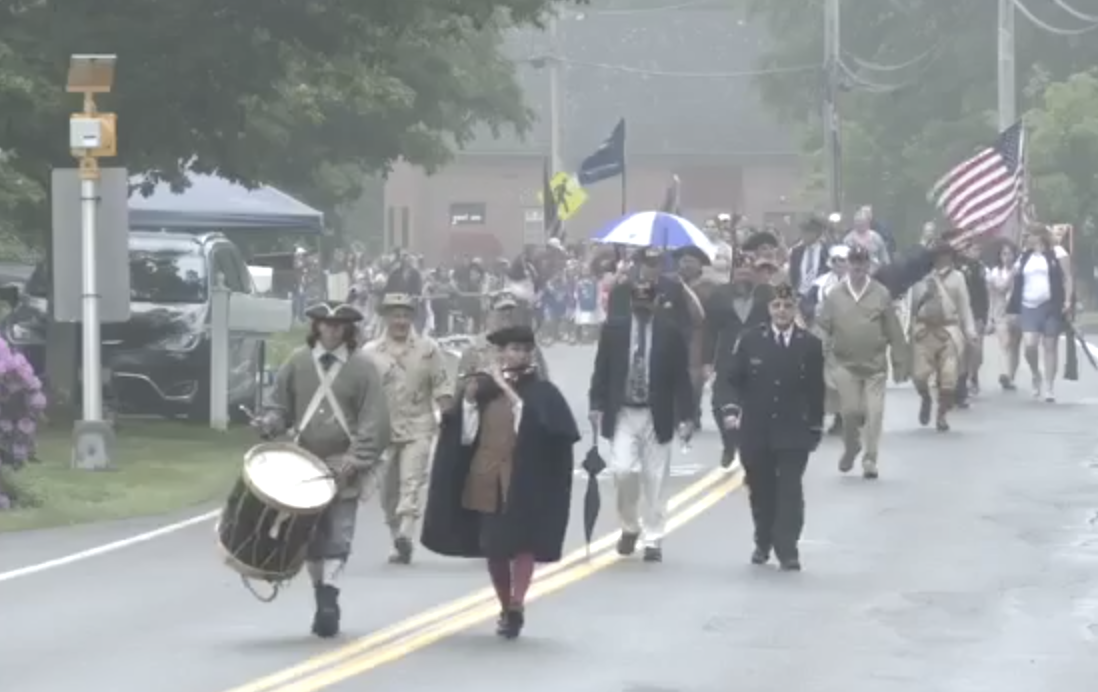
4;343;1098;691
0;343;711;692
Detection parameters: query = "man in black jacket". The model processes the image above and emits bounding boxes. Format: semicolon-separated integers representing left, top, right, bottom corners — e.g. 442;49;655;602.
955;244;990;405
589;276;694;564
706;254;774;466
714;282;825;571
788;216;830;325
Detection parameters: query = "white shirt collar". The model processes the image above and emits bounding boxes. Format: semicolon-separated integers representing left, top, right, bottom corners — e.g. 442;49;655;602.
312;344;349;363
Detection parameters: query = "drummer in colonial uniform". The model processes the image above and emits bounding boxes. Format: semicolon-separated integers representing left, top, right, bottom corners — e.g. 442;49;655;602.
258;300;391;638
363;292;454;565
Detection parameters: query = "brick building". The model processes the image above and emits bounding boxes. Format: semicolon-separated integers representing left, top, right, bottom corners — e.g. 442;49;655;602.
384;4;811;263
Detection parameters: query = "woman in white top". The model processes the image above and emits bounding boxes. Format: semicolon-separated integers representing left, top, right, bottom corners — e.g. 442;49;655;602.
986;242;1020;390
1007;226;1072;401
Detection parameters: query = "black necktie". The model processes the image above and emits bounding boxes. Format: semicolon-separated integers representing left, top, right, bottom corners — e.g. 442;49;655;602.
319;352;337;371
778;331;787;348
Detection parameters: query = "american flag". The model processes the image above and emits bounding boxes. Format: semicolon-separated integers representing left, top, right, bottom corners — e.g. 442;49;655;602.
928;121;1026;239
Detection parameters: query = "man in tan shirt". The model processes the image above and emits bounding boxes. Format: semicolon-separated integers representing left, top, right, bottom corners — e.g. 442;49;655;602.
817;245;908;479
908;242;976;432
364;293;454;564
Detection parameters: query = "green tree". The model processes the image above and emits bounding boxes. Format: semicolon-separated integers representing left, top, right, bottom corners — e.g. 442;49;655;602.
0;1;586;243
742;0;1098;241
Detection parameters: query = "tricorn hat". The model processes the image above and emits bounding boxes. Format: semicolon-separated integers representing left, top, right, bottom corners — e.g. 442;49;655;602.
305;301;364;323
380;293;416;310
486;324;537;347
671;245;711;266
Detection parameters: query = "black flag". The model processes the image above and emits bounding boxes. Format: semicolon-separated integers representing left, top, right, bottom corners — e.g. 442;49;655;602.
577;118;626;186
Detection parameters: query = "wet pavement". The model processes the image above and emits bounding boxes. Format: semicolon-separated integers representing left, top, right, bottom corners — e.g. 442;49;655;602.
3;343;1098;692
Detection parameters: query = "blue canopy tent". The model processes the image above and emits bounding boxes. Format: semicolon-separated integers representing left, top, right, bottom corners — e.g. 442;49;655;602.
128;174;324;233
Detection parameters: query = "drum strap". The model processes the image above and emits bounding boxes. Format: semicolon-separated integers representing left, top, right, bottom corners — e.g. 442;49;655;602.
295;358;353;443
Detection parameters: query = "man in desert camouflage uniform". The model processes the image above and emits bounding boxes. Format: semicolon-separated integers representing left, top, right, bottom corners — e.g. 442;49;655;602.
364;293;454;564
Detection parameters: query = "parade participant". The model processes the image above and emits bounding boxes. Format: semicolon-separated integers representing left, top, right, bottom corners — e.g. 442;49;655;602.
421;324;579;639
714;282;824;571
741;229;781;266
753;256;785;287
1007;225;1071;402
257;301;391;638
673;245;714;429
908;241;977;432
706;254;774;466
808;245;850;435
954;242;989;404
363;293;454;565
456;291;549;379
817;245;907;479
844;208;890;269
788;216;830;326
987;241;1020;391
590;272;694;563
573;270;601;343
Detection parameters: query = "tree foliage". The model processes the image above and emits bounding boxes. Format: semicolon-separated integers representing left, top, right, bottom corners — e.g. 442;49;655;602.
0;0;586;242
743;0;1098;240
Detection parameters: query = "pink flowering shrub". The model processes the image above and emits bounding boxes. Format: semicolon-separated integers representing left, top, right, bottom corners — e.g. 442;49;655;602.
0;337;46;474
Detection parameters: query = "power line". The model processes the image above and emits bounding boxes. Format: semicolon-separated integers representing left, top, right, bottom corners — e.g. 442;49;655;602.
523;57;818;79
1052;0;1098;23
1013;0;1098;34
579;0;720;15
841;45;936;73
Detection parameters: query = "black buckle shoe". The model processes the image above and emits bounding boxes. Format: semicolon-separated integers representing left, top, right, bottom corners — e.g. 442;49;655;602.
616;532;639;556
642;546;663;563
311;584;341;638
498;607;525;639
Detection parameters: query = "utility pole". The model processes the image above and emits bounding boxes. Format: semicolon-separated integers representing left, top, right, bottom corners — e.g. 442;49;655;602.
822;0;842;215
997;0;1016;131
548;14;564;175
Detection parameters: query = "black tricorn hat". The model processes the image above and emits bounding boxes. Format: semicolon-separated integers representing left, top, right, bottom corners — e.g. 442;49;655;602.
305;301;364;323
671;245;711;266
486;324;537;347
741;230;779;253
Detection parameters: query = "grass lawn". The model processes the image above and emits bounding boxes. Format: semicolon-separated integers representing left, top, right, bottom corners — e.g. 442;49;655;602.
0;420;256;532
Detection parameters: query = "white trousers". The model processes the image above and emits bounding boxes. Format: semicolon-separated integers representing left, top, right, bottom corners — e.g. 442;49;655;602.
609;406;672;548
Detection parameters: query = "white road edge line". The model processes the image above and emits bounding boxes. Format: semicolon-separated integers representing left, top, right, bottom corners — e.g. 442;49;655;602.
0;509;220;584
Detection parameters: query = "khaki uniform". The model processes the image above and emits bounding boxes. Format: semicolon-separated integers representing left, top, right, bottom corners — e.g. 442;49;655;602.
364;332;453;542
817;278;907;475
908;268;976;424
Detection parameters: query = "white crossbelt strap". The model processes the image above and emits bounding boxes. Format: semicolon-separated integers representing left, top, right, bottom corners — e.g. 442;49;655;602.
294;357;352;443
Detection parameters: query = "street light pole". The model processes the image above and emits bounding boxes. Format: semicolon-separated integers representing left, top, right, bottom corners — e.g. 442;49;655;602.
548;14;564;175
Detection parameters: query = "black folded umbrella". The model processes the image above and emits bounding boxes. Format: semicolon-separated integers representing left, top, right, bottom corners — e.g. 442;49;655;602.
581;426;607;558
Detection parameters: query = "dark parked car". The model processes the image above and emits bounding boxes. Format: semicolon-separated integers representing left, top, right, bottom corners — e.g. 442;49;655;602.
0;231;265;422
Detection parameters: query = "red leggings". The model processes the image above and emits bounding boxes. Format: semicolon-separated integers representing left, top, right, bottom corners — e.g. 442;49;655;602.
486;553;535;610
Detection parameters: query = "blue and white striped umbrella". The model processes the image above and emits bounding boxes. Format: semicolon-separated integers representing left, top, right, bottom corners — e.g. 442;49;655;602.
592;211;716;259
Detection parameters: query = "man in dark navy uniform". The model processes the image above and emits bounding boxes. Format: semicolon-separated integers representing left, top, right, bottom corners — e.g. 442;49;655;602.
712;282;825;572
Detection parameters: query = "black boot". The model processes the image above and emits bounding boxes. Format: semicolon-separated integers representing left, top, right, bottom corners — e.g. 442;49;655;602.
388;537;413;565
311;584;341;638
916;386;932;426
827;414;843;436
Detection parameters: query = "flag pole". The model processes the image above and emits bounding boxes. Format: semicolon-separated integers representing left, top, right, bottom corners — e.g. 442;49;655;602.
620;122;627;216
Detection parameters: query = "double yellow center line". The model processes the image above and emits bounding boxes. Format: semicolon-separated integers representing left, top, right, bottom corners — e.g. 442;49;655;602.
224;466;744;692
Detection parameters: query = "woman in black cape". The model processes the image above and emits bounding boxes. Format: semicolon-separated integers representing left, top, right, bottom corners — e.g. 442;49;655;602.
420;324;580;639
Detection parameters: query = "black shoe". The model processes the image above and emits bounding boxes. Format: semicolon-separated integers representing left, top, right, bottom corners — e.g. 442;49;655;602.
499;607;525;639
311;584;341;638
778;558;801;572
750;547;770;565
720;448;737;468
917;394;932;426
616;532;639;556
642;546;663;563
388;537;413;565
495;610;509;637
827;415;843;436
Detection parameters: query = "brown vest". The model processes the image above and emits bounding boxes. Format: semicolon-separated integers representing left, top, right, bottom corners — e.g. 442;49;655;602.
462;396;517;513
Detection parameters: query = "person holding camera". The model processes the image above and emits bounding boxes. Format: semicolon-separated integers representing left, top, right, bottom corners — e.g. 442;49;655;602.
712;282;825;572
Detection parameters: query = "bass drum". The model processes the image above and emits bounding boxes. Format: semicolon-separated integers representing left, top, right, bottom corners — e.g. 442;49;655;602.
217;442;337;586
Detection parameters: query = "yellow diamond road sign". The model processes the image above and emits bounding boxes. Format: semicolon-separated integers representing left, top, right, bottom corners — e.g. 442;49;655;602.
537;172;588;221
